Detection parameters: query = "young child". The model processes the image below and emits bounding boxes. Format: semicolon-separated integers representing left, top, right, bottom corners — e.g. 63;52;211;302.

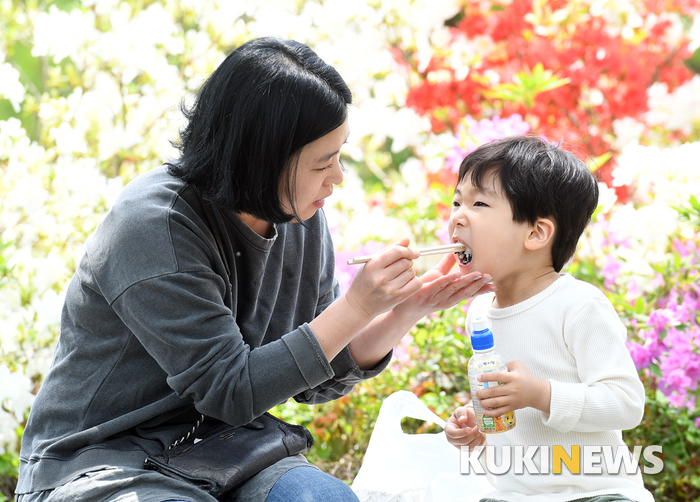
444;136;653;502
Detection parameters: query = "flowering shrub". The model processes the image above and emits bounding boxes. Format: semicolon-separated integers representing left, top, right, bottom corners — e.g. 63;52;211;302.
2;0;700;500
402;0;698;198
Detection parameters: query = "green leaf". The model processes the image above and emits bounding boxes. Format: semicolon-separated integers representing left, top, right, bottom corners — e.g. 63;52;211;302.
587;152;612;173
634;296;645;315
486;63;570;108
654;388;669;404
649;362;663;378
11;41;43;94
52;0;84;11
0;99;17;121
690;194;700;212
684;47;700;75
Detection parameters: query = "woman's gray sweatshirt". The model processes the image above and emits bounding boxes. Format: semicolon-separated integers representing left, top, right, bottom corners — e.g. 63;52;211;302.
17;165;389;493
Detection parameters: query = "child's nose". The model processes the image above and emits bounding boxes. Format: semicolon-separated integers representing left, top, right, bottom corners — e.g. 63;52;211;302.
450;209;467;228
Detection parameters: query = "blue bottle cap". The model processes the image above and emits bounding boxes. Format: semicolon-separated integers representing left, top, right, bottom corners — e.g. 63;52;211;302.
471;316;494;351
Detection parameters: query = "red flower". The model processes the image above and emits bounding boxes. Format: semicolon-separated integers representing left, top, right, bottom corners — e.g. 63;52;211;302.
402;0;695;169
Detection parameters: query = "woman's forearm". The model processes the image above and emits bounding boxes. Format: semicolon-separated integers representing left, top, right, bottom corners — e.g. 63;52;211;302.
309;294;421;369
347;307;421;369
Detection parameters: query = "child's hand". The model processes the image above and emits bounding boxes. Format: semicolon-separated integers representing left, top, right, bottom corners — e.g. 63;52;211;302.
393;253;496;319
476;360;551;416
345;238;422;318
445;404;486;451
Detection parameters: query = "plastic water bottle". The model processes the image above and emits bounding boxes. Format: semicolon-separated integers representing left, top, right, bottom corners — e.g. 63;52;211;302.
467;316;516;434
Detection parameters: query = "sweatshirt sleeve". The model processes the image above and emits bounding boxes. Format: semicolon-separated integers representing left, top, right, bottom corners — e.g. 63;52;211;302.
541;296;645;433
110;270;339;425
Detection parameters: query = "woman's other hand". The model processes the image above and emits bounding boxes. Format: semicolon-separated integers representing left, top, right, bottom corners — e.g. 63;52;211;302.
342;245;496;369
394;252;496;320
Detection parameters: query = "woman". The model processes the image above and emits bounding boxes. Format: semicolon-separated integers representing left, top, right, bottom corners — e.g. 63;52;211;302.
17;37;495;502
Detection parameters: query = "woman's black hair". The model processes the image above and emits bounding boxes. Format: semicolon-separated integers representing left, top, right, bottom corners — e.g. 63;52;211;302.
168;37;352;223
457;135;599;272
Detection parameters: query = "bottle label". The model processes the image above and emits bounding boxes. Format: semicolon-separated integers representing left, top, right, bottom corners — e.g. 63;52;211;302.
470;359;516;434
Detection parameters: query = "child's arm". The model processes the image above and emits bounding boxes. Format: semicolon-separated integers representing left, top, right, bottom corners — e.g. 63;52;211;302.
445;403;487;450
474;361;551;416
539;297;644;433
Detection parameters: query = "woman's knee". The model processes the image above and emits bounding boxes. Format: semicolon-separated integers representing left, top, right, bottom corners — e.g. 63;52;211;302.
266;466;359;502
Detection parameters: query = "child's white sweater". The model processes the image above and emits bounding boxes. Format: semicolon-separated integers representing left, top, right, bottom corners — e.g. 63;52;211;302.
467;274;653;502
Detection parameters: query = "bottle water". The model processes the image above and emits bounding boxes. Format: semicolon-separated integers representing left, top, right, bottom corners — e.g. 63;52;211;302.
467;316;516;433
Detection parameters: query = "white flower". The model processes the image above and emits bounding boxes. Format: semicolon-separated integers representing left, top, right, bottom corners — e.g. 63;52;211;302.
0;365;35;454
689;12;700;52
31;288;64;341
597;182;618;214
32;6;98;63
49;123;88;155
613;141;700;207
644;77;700;135
611;117;645;150
81;0;120;16
389;158;430;206
0;63;25;112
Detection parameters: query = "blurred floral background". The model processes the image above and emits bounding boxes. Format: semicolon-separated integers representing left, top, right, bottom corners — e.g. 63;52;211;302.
1;0;699;500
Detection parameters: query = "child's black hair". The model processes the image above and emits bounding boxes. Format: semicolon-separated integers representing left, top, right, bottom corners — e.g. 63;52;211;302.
457;135;599;272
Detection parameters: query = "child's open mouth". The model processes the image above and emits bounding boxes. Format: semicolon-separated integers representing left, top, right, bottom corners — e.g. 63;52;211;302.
456;247;472;266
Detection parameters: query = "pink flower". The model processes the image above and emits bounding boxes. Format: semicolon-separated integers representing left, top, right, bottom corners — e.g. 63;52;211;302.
627;341;652;370
602;254;621;289
642;329;667;361
434;228;450;245
673;238;700;260
448;114;531;173
334;241;385;293
625;279;641;303
651;273;665;289
391;334;416;371
668;393;690;408
603;226;634;249
648;308;678;331
660;367;691;395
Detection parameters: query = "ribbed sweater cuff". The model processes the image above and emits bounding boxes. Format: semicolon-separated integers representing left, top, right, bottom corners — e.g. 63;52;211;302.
541;379;586;433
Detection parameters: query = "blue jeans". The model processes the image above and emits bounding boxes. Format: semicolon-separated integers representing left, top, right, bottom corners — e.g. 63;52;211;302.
266;466;359;502
164;466;359;502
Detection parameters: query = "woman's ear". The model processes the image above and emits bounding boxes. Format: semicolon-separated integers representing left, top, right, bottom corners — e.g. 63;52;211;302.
524;217;556;251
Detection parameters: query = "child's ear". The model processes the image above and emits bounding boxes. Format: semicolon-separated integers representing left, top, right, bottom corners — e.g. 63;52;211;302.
524;217;556;251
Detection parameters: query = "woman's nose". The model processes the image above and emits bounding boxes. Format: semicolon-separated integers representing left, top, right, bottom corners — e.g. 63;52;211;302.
329;156;344;185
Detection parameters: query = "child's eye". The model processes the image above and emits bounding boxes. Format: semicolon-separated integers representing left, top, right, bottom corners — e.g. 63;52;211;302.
451;200;461;208
474;201;488;207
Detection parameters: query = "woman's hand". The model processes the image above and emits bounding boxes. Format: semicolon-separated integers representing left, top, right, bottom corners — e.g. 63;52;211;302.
476;360;551;416
344;246;496;369
344;238;422;319
393;252;496;320
445;404;486;451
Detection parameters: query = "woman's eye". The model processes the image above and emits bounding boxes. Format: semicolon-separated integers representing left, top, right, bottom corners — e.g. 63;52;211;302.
318;165;332;172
